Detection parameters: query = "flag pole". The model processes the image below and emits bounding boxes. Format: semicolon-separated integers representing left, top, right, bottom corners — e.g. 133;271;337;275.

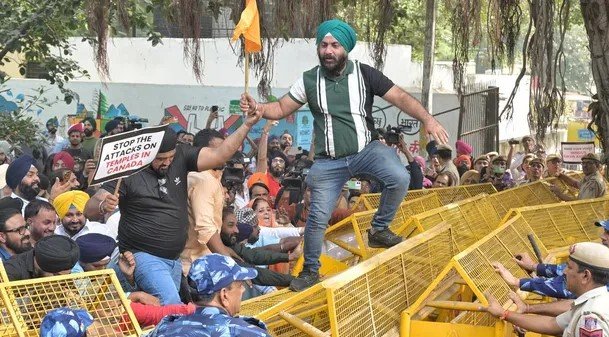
244;52;250;94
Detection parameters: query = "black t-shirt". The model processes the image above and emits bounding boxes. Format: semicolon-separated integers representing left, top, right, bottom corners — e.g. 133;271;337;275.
4;250;36;281
102;145;201;259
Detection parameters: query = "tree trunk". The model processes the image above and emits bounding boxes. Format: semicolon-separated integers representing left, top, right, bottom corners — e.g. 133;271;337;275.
580;0;609;167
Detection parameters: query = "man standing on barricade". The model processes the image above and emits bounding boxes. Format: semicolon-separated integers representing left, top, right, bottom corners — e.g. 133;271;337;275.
240;19;448;291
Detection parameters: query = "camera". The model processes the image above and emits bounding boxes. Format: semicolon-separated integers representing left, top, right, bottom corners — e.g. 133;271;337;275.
384;124;412;146
280;158;313;204
122;117;149;132
508;139;520;145
221;152;245;188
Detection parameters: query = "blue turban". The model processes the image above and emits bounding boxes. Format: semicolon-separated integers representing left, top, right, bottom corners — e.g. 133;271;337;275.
76;233;117;263
6;155;35;189
236;222;254;243
104;119;119;133
40;307;93;337
316;19;357;52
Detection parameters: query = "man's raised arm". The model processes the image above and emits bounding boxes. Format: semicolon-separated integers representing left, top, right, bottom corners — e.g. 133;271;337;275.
240;93;302;121
196;108;263;171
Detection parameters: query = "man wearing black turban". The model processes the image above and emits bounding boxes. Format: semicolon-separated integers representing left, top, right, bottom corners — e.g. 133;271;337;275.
85;118;262;305
240;19;450;292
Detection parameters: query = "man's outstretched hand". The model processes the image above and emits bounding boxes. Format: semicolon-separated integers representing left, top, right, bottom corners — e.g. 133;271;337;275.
423;117;449;145
240;93;263;127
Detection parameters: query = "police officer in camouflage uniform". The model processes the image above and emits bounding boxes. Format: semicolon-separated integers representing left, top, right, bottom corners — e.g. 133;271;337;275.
146;254;271;337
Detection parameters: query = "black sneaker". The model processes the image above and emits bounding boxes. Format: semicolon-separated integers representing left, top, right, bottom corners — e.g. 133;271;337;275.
289;270;319;292
367;228;403;248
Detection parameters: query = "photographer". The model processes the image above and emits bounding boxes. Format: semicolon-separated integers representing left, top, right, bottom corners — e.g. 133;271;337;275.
224;152;248;210
394;133;424;190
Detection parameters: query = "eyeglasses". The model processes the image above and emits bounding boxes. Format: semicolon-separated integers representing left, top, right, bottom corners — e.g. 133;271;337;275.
158;178;168;199
3;224;30;235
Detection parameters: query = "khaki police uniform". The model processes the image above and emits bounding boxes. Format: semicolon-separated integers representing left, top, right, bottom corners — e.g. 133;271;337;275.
556;242;609;337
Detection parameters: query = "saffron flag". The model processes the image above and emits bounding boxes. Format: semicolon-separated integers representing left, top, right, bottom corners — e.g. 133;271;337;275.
231;0;262;52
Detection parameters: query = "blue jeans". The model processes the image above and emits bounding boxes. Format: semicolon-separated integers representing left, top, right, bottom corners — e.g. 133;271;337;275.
130;252;182;305
303;140;410;274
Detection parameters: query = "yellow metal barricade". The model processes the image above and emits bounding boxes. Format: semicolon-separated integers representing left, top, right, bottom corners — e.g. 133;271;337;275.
355;183;497;210
0;264;141;337
402;215;547;336
486;180;560;221
325;193;442;260
401;197;607;337
243;223;457;337
397;193;500;251
511;196;609;249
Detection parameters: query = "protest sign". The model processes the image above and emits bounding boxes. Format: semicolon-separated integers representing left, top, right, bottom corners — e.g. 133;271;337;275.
89;125;167;185
561;141;595;164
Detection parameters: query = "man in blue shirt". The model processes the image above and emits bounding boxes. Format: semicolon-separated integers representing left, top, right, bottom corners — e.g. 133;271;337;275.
493;219;609;299
147;254;271;337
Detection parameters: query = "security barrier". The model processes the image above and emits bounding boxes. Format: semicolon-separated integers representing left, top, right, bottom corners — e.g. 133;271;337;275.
401;197;608;337
402;215;547;336
242;224;457;337
486;180;559;222
0;266;141;337
356;183;497;210
325;193;443;260
245;181;564;336
511;196;609;249
397;194;499;251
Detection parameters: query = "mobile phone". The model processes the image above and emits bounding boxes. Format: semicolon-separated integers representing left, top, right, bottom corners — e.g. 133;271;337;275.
62;170;72;182
346;180;361;190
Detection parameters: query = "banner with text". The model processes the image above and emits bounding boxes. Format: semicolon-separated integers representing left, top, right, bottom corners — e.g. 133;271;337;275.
561;141;595;164
90;125;167;185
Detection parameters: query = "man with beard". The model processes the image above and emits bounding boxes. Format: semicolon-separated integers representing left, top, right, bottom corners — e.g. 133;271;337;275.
43;117;64;156
220;208;295;288
64;123;92;174
24;200;57;246
255;121;286;200
81;117;99;155
0;198;32;261
182;129;240;275
279;132;293;153
268;135;281;153
53;191;110;240
7;155;46;211
3;234;80;281
240;19;448;291
85;114;262;305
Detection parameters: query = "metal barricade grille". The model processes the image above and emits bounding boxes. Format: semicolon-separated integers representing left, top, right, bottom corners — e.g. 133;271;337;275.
240;288;299;317
0;270;139;337
358;183;497;210
331;224;456;337
487;181;559;219
415;194;499;251
515;197;609;249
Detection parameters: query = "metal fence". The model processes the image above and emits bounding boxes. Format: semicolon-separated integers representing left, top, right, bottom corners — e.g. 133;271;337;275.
458;87;500;156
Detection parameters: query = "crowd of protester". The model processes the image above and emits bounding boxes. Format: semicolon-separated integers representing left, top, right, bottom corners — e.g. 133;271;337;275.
0;109;607;336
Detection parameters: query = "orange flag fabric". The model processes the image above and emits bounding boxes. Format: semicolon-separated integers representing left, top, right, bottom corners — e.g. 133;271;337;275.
231;0;262;52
